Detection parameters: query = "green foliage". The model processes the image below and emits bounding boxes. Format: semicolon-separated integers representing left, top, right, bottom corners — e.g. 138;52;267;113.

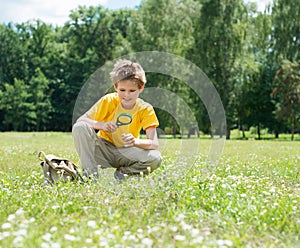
28;68;53;131
0;0;299;138
0;69;52;131
191;0;248;138
0;79;34;130
0;24;25;84
271;0;300;61
272;60;300;140
129;0;197;55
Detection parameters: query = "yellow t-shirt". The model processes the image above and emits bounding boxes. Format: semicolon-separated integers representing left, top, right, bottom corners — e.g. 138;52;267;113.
87;93;159;147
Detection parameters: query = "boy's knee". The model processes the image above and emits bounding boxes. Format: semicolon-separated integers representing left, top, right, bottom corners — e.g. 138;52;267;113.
148;150;162;172
72;122;92;136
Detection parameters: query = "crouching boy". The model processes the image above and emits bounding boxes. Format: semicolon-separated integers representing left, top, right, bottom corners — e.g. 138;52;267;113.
72;59;162;181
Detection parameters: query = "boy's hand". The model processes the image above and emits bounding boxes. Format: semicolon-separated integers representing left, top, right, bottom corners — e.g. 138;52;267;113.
101;121;118;133
122;133;136;147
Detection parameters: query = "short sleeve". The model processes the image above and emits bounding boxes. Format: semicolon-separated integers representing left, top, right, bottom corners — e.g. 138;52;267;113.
141;105;159;130
86;94;117;121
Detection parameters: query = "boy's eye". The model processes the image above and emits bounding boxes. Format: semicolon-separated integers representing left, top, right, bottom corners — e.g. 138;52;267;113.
119;89;137;93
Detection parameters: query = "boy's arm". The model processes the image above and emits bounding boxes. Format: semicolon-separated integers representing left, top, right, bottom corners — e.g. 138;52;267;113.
122;126;159;150
76;114;118;132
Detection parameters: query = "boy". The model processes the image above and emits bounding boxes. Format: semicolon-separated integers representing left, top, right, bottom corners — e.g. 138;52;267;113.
72;59;161;181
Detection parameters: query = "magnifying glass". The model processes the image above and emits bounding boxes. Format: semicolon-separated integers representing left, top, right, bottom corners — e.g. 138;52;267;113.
116;113;132;126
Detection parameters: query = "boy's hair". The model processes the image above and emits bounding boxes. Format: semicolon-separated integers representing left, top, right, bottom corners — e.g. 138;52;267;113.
110;59;146;88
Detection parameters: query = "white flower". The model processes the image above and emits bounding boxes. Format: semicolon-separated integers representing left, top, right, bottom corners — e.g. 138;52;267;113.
149;226;160;233
29;217;36;223
13;236;24;244
124;231;131;236
15;208;24;216
50;226;58;233
260;210;267;215
1;222;12;229
202;228;211;236
82;206;89;212
176;214;185;221
129;234;138;241
64;234;77;241
7;214;16;222
14;229;27;236
51;242;61;248
174;235;186;241
216;239;233;247
87;220;97;228
99;239;108;247
0;231;10;241
42;233;52;242
107;233;115;239
142;237;153;246
41;242;50;248
182;223;192;230
86;238;92;243
193;236;204;243
191;228;200;237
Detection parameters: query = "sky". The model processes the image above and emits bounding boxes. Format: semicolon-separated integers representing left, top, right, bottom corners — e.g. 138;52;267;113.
0;0;273;26
0;0;141;26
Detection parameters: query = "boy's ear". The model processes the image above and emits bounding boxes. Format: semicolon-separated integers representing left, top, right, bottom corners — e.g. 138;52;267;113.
114;83;118;91
139;85;145;93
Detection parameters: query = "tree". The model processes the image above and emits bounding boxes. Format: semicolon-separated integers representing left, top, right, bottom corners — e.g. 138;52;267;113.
269;0;300;138
191;0;247;139
270;0;300;62
233;5;277;139
129;0;197;55
0;69;52;131
0;24;26;85
272;60;300;140
0;79;35;131
15;20;55;82
28;68;53;131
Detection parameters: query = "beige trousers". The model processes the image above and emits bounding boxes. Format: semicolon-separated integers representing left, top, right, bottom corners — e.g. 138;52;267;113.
72;122;162;178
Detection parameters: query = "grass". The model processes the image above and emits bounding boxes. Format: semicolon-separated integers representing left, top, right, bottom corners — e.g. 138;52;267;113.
0;132;299;247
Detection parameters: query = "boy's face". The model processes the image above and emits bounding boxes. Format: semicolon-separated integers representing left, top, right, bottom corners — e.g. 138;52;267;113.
114;80;144;109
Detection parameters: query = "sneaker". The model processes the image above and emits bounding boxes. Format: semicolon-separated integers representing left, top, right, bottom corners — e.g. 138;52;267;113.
114;169;127;182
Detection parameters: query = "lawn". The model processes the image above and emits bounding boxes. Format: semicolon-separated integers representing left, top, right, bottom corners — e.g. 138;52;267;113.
0;132;299;247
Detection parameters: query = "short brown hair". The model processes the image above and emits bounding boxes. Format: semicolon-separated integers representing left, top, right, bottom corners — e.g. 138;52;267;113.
110;59;146;87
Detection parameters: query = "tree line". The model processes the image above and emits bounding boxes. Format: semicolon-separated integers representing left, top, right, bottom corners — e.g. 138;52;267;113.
0;0;299;140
